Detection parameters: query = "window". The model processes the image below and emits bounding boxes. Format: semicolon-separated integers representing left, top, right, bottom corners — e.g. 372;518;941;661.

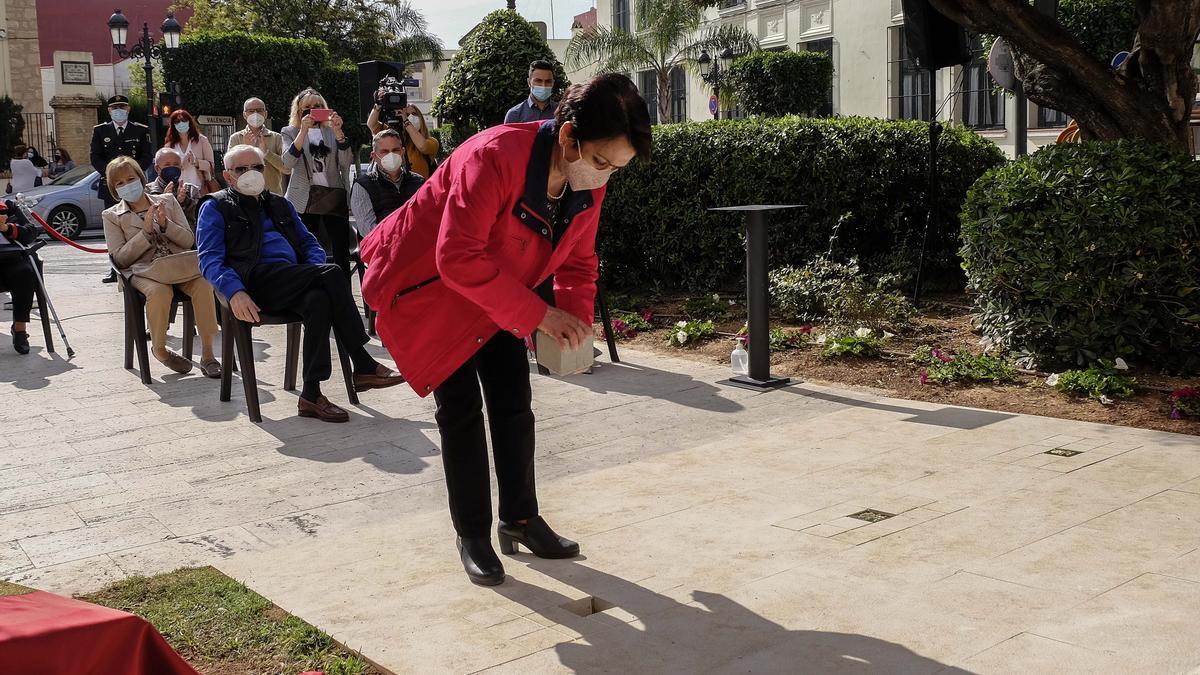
889;27;934;120
1037;106;1069;128
613;0;631;32
670;67;687;123
639;70;659;124
803;38;835;116
961;38;1004;130
640;68;686;123
719;0;745;9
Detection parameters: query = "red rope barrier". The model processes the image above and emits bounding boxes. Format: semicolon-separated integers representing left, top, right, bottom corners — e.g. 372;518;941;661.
29;210;108;254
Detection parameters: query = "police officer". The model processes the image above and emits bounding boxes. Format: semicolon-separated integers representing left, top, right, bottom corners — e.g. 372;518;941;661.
91;95;153;282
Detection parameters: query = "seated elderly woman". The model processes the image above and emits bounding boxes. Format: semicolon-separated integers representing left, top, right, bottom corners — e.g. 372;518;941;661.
102;156;221;377
147;147;202;229
0;199;39;354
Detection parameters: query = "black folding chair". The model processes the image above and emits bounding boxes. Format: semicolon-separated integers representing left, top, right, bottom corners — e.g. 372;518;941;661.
349;234;376;337
217;292;358;423
113;258;195;384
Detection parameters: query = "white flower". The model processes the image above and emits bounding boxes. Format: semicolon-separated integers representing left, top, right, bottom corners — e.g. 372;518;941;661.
1114;357;1129;371
882;331;895;340
728;299;737;306
1015;356;1036;370
854;327;872;338
1099;394;1114;405
712;293;721;301
676;320;688;328
675;331;688;344
816;334;827;345
1045;373;1060;386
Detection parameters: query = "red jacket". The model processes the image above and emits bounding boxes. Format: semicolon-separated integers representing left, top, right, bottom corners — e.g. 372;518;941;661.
360;121;603;397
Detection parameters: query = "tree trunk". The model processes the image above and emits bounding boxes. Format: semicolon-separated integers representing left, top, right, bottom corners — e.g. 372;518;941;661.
929;0;1200;151
658;68;673;123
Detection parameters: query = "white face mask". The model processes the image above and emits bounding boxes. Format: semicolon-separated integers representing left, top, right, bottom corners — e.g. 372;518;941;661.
235;170;265;197
246;113;265;128
378;152;404;173
563;140;616;192
407;114;421;128
116;181;144;203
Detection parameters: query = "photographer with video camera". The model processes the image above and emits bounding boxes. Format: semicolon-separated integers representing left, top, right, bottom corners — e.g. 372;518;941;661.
0;199;39;354
281;88;355;278
366;77;440;179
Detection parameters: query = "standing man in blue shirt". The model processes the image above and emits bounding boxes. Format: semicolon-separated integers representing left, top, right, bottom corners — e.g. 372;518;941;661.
503;60;560;124
196;144;405;423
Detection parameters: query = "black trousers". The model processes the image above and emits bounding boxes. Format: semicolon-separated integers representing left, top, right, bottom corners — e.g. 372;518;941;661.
244;262;369;386
0;256;36;323
301;212;351;279
433;331;538;538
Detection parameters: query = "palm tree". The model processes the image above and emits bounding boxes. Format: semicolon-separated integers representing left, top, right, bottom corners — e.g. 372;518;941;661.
380;0;445;67
566;0;757;122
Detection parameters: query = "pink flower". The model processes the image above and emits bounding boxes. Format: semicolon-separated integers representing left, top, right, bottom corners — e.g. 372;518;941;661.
613;319;627;332
932;349;953;363
919;369;928;385
797;325;813;334
641;311;654;323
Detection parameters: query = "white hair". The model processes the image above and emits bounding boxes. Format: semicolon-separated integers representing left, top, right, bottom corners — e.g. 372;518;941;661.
223;144;265;168
154;147;182;166
243;97;264;111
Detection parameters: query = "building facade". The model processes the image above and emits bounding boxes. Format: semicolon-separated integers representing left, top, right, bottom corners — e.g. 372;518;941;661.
593;0;1072;156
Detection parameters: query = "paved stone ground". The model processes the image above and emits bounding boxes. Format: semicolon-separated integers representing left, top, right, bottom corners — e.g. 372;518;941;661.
3;244;1200;674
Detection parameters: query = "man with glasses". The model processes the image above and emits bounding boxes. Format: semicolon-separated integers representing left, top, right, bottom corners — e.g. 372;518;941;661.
196;145;404;423
228;97;289;195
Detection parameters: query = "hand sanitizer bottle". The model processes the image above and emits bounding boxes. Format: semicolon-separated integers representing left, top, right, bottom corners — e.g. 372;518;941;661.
731;337;749;376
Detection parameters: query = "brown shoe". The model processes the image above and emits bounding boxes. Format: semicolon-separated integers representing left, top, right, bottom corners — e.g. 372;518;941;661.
353;364;406;392
297;395;350;423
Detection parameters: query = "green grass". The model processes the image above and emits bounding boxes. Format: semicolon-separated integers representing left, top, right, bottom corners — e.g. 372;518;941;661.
0;580;33;597
81;567;375;675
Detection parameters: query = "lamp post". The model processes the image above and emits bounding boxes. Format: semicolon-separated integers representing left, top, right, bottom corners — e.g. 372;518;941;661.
698;48;735;120
107;8;182;149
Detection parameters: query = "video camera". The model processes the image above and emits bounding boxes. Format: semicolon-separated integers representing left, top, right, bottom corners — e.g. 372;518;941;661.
357;61;419;129
375;74;421;128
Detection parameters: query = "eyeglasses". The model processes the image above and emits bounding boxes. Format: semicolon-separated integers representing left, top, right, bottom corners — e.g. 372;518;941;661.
230;164;265;175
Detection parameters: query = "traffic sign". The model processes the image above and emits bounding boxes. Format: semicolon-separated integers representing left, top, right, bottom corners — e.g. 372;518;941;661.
709;95;718;115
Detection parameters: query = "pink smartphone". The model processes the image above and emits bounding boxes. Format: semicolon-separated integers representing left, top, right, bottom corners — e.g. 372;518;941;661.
309;108;333;122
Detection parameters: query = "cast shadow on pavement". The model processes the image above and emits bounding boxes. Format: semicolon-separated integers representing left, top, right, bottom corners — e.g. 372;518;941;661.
549;359;746;415
498;561;974;674
783;386;1014;431
0;346;79;390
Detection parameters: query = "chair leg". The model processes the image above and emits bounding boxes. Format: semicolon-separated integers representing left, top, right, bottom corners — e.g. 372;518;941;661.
335;334;359;405
123;288;134;370
596;282;620;364
219;306;234;402
233;320;261;423
34;286;54;354
133;298;152;384
182;301;195;362
283;323;300;391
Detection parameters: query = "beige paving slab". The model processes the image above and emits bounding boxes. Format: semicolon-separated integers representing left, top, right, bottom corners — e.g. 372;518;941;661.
952;632;1127;674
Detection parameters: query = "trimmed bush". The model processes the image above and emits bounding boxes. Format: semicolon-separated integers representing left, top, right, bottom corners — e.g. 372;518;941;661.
960;140;1200;373
0;96;24;172
599;116;1005;293
769;257;913;330
432;11;569;139
727;50;832;117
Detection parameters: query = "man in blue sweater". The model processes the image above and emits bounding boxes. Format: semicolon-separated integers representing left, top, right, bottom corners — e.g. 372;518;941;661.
197;144;404;422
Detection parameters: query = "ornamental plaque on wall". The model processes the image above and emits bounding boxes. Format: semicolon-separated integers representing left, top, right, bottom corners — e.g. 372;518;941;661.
61;61;92;85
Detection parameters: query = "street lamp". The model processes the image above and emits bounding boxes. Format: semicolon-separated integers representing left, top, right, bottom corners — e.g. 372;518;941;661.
698;48;736;120
107;8;183;148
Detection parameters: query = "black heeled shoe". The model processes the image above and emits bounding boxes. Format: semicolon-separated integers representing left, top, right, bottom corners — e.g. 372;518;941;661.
12;330;29;355
457;536;505;586
497;516;580;559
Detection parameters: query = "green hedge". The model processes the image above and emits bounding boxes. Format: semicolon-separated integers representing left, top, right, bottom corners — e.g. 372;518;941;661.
598;116;1005;292
728;50;832;117
960;141;1200;373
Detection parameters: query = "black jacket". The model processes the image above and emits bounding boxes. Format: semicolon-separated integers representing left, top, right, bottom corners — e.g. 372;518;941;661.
90;121;153;195
0;199;38;259
198;189;310;283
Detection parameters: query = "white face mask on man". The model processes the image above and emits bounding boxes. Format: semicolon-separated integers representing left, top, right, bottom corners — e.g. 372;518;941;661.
378;152;404;173
246;113;265;128
235;170;265;197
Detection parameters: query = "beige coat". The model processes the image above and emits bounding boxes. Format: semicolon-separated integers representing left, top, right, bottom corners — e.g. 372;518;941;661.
103;192;196;271
228;127;290;195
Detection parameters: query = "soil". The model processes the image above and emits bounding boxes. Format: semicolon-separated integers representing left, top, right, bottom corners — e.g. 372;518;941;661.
608;294;1200;436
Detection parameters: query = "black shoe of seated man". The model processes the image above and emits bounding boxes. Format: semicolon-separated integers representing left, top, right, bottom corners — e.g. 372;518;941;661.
101;270;117;283
497;516;580;559
12;330;29;355
457;536;505;586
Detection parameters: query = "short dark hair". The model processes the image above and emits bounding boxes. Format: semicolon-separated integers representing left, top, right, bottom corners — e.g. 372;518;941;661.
556;73;652;160
529;60;555;77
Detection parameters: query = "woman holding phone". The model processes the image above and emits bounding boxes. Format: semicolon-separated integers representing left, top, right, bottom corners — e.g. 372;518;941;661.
281;88;355;277
360;74;652;586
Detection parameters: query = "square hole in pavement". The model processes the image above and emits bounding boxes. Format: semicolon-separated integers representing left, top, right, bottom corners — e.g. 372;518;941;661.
1045;448;1082;457
848;509;895;523
561;596;617;618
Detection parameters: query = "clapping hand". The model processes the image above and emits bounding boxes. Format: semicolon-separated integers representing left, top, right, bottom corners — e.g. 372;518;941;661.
165;181;188;203
141;202;162;234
